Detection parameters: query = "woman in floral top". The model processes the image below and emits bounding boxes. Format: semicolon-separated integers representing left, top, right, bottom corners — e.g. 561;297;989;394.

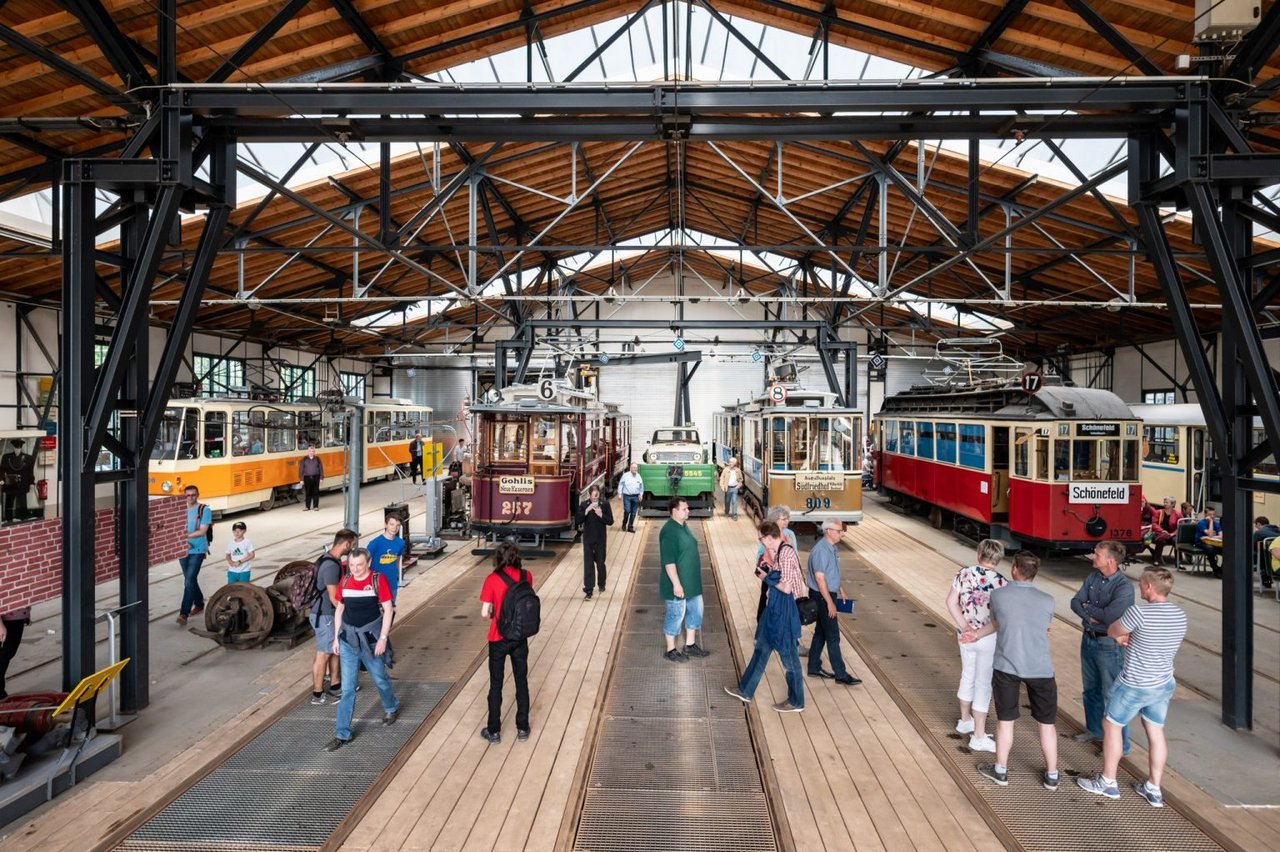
945;539;1008;753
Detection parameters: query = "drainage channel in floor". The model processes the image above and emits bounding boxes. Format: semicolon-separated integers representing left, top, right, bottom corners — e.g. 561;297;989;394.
840;547;1230;852
573;521;778;852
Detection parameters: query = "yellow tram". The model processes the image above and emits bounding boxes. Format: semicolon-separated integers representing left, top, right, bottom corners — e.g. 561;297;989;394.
715;388;863;533
147;398;437;514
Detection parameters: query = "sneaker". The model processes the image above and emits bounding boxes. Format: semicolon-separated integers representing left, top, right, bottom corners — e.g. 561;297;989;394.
833;674;862;686
1134;780;1164;807
325;737;349;752
723;686;751;704
968;734;996;753
175;615;187;626
383;710;398;726
664;649;688;663
329;684;360;697
808;669;835;679
310;692;327;705
1077;774;1120;799
584;591;593;601
1043;770;1060;792
599;584;606;593
190;606;204;617
955;718;975;735
479;728;501;745
517;728;530;742
977;764;1008;786
1072;731;1100;744
772;701;803;713
684;643;710;658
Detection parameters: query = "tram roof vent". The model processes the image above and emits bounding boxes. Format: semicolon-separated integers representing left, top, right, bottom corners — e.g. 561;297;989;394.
1061;400;1075;414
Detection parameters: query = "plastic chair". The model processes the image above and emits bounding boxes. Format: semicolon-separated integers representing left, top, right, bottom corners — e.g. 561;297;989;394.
1260;537;1280;600
1174;519;1207;573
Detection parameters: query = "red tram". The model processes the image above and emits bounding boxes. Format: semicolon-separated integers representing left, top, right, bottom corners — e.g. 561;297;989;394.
602;402;632;496
470;382;618;542
874;381;1144;551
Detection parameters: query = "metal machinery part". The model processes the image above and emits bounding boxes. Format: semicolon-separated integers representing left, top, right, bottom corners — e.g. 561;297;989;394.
192;560;312;649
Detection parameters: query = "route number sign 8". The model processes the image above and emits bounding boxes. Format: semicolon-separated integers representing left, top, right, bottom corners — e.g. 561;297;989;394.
768;383;788;404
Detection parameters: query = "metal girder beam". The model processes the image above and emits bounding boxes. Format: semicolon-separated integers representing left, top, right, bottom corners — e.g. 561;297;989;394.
566;0;659;82
0;21;133;103
61;0;154;88
695;0;787;79
966;0;1032;63
1228;0;1280;82
749;0;965;61
1062;0;1162;75
207;0;312;83
329;0;393;62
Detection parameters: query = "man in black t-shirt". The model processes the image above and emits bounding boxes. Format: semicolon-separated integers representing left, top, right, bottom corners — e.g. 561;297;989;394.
311;529;356;704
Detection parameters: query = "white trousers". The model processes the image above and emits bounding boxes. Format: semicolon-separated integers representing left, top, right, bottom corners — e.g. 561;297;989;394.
956;630;998;712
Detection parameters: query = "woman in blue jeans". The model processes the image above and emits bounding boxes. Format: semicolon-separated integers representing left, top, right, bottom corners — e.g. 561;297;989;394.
725;520;809;712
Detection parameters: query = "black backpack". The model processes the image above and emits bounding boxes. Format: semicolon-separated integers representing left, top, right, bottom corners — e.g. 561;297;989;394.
290;554;337;612
199;504;214;544
494;568;540;640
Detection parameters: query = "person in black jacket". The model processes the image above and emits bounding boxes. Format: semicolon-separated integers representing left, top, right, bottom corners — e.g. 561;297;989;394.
1;440;34;523
298;446;324;510
576;485;613;600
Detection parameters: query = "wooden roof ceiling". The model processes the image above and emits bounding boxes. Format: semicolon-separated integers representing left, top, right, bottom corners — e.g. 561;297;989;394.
0;1;1274;358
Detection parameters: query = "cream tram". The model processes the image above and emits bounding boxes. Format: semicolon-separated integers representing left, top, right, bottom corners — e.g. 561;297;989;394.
717;388;863;534
148;398;436;513
877;382;1143;551
1131;403;1276;516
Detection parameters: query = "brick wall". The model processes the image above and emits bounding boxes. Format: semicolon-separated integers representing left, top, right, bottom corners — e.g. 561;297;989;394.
0;495;187;613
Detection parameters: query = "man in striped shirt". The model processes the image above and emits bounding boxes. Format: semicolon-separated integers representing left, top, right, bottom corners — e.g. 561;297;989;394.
1078;567;1187;807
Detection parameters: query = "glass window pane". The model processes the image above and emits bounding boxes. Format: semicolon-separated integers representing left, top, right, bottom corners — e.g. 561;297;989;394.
151;407;182;460
916;422;934;460
935;423;957;464
959;424;985;469
1014;428;1032;477
532;415;558;461
790;418;810;470
899;421;915;456
267;411;295;452
203;411;226;458
771;417;787;469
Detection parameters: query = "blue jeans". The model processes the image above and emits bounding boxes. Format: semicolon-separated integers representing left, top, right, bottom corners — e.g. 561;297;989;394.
335;632;400;742
808;598;847;678
622;494;640;529
738;629;804;708
1082;633;1129;752
724;486;739;518
663;595;704;636
179;552;206;617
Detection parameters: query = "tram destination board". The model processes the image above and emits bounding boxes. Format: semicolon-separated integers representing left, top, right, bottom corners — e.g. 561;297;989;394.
793;471;845;492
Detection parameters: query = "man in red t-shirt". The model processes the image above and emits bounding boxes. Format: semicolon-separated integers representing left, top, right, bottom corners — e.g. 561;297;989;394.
479;541;532;744
326;548;401;751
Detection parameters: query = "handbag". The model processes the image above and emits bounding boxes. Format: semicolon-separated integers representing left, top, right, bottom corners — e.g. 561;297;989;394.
795;595;820;626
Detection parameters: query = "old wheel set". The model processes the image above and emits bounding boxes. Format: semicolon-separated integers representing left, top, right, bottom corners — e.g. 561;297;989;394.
190;560;314;650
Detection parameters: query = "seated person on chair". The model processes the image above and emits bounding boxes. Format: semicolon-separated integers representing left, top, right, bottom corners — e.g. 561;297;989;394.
1194;506;1222;574
1254;517;1280;589
1267;535;1280;591
1150;498;1181;566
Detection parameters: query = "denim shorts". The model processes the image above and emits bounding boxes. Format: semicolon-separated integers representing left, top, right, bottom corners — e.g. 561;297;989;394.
663;595;704;636
311;613;336;652
1105;678;1176;727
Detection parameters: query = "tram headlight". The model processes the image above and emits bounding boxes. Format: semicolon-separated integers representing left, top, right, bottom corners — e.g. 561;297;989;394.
161;480;173;493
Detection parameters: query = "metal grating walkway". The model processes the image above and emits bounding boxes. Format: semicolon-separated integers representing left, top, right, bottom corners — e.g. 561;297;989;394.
574;522;777;852
117;680;449;851
840;550;1229;852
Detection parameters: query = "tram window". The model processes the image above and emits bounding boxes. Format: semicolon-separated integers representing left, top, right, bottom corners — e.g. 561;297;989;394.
1054;440;1071;480
1252;427;1279;475
566;421;582;464
151;407;183;460
532;415;558;461
1143;426;1178;464
327;416;346;447
178;408;199;459
899;421;915;456
233;411;265;455
819;416;853;470
267;411;295;453
203;411;227;459
731;416;741;449
1124;439;1139;480
369;411;392;443
297;411;321;449
883;420;897;453
492;421;527;462
917;422;935;460
790;418;811;469
958;424;985;469
1035;436;1050;480
771;417;787;469
935;423;957;464
745;418;761;461
1014;428;1032;477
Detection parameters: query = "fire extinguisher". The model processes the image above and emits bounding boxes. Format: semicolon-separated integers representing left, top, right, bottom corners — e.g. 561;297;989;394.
36;479;48;501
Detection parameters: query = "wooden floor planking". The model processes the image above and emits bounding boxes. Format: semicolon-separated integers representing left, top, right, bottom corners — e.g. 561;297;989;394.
848;509;1280;852
345;504;645;851
704;512;1003;852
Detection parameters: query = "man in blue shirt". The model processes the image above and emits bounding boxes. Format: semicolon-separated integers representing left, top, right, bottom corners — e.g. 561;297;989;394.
617;463;644;533
1069;540;1135;754
366;514;406;603
1194;506;1222;575
177;486;212;626
806;519;860;686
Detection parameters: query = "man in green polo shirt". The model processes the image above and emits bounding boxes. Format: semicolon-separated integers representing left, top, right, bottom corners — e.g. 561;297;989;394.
660;497;711;663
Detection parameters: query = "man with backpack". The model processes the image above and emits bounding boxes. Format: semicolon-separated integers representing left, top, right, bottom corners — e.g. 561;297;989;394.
177;486;213;626
310;529;356;705
479;541;539;745
327;547;400;751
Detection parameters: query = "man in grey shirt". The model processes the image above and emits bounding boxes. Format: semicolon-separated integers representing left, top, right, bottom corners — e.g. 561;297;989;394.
966;551;1060;791
805;519;860;686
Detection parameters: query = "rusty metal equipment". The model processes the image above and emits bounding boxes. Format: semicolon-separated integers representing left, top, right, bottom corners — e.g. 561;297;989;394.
190;560;313;649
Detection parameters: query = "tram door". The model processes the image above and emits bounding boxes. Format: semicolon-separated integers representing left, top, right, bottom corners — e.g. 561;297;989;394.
991;426;1011;518
1189;426;1221;510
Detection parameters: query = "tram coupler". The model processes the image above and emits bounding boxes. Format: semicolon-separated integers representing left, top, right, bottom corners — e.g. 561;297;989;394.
471;532;555;559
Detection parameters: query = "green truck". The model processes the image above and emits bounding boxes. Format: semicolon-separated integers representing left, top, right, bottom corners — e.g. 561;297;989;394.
637;426;716;517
